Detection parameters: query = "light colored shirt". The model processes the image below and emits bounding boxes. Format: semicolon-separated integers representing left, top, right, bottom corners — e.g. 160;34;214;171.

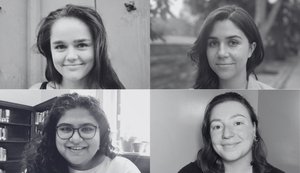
247;75;274;89
69;156;141;173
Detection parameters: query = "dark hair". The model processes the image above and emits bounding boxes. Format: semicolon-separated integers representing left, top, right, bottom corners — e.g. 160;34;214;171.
189;5;264;89
37;4;125;89
197;92;270;173
22;93;116;173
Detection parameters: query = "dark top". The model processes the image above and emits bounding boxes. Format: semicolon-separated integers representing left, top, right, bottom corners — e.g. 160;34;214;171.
40;82;48;89
178;161;285;173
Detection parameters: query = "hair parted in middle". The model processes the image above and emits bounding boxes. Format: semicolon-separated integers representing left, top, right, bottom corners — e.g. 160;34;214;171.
22;93;115;173
37;4;124;89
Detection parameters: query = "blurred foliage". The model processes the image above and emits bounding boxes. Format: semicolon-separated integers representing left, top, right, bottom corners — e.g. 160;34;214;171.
151;0;300;59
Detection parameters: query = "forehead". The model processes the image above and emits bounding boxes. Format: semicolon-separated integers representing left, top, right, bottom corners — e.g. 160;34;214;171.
209;19;247;40
50;17;92;42
57;107;98;126
210;101;251;121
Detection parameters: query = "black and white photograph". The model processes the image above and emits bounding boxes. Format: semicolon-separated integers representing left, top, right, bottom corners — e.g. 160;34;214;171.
0;90;150;173
0;0;300;173
151;0;300;89
151;90;299;173
0;0;149;89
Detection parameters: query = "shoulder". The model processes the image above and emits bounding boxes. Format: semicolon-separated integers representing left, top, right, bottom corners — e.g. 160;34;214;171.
178;161;203;173
29;82;44;89
109;156;141;173
267;164;285;173
248;75;274;90
29;82;55;89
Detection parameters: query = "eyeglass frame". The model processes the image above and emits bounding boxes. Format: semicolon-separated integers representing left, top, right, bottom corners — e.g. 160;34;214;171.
56;124;98;140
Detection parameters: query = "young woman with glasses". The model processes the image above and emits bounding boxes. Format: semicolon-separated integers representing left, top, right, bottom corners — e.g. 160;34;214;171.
22;93;140;173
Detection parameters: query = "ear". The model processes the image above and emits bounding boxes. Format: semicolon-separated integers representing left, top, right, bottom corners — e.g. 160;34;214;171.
248;42;256;59
252;123;257;139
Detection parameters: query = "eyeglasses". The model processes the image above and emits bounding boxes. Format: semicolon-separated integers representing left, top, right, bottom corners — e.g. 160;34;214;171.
56;124;97;140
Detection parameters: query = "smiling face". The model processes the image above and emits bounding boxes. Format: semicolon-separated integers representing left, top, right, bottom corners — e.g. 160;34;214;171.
56;107;100;168
206;20;256;82
209;101;255;163
50;17;94;83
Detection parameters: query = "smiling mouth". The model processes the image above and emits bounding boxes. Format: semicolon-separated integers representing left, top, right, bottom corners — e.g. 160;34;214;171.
67;146;87;151
63;64;84;67
216;63;235;65
222;142;240;149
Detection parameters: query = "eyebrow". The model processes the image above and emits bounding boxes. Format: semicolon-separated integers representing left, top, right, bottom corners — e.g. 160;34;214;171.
208;35;243;40
57;123;96;127
210;114;247;124
51;39;92;45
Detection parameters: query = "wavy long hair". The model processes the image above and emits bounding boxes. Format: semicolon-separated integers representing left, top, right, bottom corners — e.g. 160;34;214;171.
197;92;270;173
22;93;116;173
189;5;264;89
37;4;124;89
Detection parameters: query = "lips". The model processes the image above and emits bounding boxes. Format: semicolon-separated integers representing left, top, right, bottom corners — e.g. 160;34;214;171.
216;63;235;66
67;146;87;152
222;142;240;149
63;63;84;67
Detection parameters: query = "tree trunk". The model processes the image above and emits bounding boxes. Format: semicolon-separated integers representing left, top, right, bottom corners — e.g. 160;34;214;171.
255;0;282;44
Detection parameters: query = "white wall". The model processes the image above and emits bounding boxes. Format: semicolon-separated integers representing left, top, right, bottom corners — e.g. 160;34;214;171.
258;90;300;173
150;90;258;173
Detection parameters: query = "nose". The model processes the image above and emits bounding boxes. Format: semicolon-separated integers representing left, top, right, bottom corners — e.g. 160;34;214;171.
222;125;234;139
65;47;78;62
217;43;229;58
69;130;83;143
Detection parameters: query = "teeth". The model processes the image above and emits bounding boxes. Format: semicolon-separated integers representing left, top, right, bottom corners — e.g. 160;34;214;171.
69;146;84;150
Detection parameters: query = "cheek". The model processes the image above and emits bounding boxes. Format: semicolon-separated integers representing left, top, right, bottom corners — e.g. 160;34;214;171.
206;50;215;68
56;136;65;153
210;132;221;145
51;51;64;65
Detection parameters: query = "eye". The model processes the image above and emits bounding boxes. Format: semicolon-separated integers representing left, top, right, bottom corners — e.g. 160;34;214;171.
80;125;96;134
54;44;67;50
234;121;243;126
76;43;89;49
58;126;73;133
207;40;219;48
211;124;223;131
228;39;239;47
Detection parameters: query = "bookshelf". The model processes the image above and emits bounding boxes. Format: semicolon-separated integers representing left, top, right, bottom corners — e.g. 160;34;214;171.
0;98;56;173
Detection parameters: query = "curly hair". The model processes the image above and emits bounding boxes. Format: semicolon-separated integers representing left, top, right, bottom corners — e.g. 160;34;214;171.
197;92;270;173
37;4;125;89
189;5;264;89
22;93;116;173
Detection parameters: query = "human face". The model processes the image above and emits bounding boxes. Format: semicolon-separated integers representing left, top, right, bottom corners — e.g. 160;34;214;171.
209;101;256;163
56;107;100;168
206;20;256;81
50;17;94;82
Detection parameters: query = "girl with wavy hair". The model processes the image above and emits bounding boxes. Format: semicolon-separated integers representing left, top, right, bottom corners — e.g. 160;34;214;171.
30;4;124;89
22;93;139;173
190;5;272;89
179;92;284;173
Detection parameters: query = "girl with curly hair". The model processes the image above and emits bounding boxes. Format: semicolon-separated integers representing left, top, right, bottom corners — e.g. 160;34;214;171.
22;93;139;173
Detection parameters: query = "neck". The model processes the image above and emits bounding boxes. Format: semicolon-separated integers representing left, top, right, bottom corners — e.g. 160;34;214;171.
223;152;253;173
219;71;248;89
69;153;106;171
60;78;89;89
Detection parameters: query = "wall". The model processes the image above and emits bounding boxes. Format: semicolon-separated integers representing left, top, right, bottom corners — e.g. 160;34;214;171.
0;0;149;88
0;1;27;88
150;90;258;173
97;0;150;88
258;90;300;173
